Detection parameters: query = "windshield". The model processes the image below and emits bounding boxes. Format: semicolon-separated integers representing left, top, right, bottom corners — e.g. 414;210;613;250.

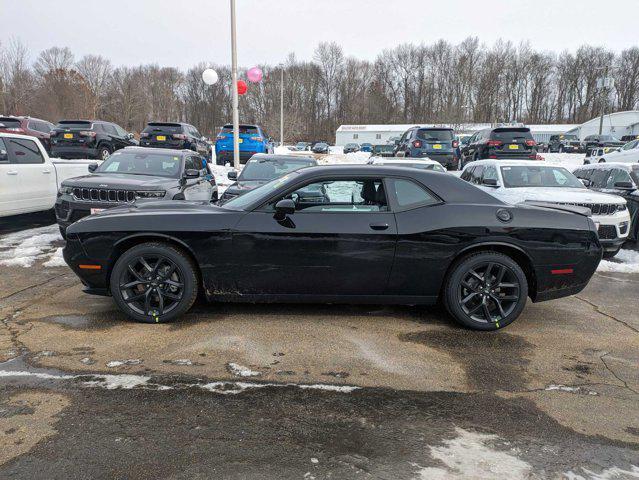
96;151;182;178
559;135;578;140
417;129;454;141
500;166;584;189
373;145;394;152
599;135;619;141
239;158;314;181
224;172;300;210
631;166;639;185
57;121;92;129
0;118;22;128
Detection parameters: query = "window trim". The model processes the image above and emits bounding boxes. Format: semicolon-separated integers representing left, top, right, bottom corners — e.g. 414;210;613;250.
384;177;443;212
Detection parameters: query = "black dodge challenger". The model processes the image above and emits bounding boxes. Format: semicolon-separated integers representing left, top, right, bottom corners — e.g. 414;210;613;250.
63;165;602;330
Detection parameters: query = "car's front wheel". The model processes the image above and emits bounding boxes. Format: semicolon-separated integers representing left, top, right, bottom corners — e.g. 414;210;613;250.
110;242;199;323
443;252;528;331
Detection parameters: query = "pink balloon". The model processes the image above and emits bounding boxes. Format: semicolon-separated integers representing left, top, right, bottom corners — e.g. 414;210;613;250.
247;66;263;83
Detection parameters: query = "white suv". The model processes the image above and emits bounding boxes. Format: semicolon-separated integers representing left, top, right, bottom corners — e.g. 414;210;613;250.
460;160;630;258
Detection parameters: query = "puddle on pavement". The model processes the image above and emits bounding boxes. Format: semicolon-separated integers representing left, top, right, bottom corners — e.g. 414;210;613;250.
399;329;533;392
41;313;122;330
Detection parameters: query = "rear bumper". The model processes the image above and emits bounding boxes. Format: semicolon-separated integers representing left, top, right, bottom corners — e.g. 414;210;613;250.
215;150;258;165
488;151;537;160
411;151;458;169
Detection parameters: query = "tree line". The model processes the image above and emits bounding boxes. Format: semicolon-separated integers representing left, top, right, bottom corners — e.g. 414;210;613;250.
1;37;639;142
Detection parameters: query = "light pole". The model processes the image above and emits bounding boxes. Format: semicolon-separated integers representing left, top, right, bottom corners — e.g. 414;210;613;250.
279;64;284;147
596;66;613;136
230;0;240;170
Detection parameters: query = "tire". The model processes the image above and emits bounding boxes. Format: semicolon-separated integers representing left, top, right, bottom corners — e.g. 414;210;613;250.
602;248;621;259
98;144;112;160
110;242;199;323
59;226;67;241
443;251;528;331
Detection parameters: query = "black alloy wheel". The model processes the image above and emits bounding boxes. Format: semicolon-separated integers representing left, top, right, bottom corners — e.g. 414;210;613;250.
444;252;528;330
110;243;198;323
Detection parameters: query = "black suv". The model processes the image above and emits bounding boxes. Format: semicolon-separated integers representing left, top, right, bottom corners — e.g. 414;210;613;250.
140;122;210;158
395;127;458;170
50;120;137;160
460;127;537;166
582;135;624;153
548;134;582;153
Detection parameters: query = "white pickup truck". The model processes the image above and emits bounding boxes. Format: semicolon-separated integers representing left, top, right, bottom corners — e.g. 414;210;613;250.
0;132;98;218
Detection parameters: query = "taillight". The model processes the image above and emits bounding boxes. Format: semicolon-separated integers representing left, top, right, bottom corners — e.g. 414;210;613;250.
140;132;149;138
250;136;263;142
452;140;459;148
487;140;503;147
525;139;536;147
79;131;97;137
173;134;187;140
412;140;422;148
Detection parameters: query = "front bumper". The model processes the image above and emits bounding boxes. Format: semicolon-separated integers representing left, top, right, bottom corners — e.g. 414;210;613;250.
55;195;132;230
593;211;630;250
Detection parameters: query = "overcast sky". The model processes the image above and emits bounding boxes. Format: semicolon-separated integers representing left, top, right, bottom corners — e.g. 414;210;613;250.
2;0;638;69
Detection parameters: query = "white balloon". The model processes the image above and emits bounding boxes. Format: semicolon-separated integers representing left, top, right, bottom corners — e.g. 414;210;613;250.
202;68;219;85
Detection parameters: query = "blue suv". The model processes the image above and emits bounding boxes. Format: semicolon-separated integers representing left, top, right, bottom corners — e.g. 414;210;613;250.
395;126;459;170
215;124;274;165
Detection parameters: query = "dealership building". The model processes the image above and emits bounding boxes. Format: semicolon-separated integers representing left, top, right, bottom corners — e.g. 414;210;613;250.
335;123;577;146
565;110;639;139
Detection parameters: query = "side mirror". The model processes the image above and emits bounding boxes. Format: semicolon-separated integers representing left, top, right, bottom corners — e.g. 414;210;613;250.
126;133;134;140
184;169;200;179
482;178;498;187
274;198;296;220
614;181;634;190
227;170;238;180
580;179;592;187
0;149;8;162
88;163;98;173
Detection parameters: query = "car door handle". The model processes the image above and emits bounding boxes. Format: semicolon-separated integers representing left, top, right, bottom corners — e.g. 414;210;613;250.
42;169;51;174
369;222;389;231
6;171;18;175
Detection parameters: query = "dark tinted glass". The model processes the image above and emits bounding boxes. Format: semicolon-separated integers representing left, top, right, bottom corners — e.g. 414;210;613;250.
0;118;22;128
0;138;8;162
590;169;610;188
96;151;182;177
491;128;533;141
417;129;454;141
500;166;584;188
143;123;184;134
221;125;259;135
6;138;44;164
390;179;439;208
57;121;92;129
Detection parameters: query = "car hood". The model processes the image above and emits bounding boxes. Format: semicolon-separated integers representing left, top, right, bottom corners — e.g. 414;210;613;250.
61;173;176;189
493;187;626;204
224;180;267;195
67;201;240;235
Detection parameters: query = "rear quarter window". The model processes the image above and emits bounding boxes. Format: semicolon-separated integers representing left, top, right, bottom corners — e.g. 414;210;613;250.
389;178;439;209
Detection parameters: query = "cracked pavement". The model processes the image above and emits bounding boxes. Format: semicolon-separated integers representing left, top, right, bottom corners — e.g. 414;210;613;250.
0;220;638;478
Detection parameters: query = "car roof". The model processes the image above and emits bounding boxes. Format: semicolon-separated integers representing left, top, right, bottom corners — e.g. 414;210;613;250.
249;154;316;163
466;159;561;168
369;157;440;165
121;146;190;156
576;162;637;171
0;132;42;141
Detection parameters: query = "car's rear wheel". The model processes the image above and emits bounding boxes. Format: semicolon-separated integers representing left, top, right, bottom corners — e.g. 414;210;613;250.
99;145;112;160
443;252;528;331
110;242;199;323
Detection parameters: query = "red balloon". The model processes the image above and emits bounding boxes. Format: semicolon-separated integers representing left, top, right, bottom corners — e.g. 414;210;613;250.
237;80;247;95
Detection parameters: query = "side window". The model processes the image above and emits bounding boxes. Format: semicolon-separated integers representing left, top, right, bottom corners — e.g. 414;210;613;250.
102;124;118;135
622;140;638;150
113;124;128;137
590;169;610;188
6;138;44;164
482;165;498;182
184;156;198;171
0;138;8;163
278;179;388;213
606;169;632;188
470;165;484;184
389;179;439;209
460;166;474;182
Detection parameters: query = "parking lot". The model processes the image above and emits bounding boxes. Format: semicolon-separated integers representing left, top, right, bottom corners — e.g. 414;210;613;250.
1;196;638;479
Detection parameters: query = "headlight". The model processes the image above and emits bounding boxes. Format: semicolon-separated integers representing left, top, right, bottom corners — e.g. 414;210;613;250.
135;190;166;199
616;204;627;211
58;186;73;195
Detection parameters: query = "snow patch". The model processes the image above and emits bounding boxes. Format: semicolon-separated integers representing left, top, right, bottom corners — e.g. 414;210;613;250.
274;145;292;155
106;359;143;368
43;247;66;267
545;384;598;395
0;224;62;268
415;427;533;479
564;465;639;480
598;249;639;274
82;374;152;390
227;362;261;377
